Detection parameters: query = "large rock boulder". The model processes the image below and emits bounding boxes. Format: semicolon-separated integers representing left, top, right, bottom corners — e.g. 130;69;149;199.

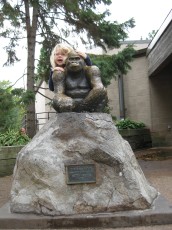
10;113;157;216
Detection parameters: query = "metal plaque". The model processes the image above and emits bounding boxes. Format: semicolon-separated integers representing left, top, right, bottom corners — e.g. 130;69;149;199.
66;164;96;184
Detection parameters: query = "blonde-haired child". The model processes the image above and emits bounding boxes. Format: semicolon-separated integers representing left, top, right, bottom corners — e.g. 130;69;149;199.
48;43;92;91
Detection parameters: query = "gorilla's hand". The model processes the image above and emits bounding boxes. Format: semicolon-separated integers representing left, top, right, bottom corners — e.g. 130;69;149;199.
53;94;74;112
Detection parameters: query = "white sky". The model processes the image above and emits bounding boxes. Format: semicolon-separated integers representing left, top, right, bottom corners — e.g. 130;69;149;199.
0;0;171;88
108;0;172;40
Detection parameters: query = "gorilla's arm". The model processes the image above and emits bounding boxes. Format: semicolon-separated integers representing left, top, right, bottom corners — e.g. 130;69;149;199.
86;66;104;89
82;66;108;109
52;71;74;112
52;71;65;94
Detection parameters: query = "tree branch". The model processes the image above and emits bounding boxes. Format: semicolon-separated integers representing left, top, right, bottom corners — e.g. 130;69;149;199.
37;90;52;101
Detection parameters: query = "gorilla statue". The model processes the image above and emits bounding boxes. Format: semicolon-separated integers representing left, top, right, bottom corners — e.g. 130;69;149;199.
52;51;108;113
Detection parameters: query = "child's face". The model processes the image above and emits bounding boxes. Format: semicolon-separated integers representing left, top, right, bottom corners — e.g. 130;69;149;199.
54;49;68;66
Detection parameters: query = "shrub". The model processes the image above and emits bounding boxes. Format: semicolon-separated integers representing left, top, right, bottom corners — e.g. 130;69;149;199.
0;129;30;146
115;118;146;130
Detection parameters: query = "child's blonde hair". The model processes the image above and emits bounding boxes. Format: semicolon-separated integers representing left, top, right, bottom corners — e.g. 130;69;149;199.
50;43;74;68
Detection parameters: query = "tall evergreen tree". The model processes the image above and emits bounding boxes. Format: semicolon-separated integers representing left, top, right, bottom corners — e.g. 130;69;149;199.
0;0;135;137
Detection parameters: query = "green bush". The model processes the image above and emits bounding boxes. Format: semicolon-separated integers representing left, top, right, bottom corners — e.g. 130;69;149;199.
0;81;27;133
0;129;30;146
115;118;146;130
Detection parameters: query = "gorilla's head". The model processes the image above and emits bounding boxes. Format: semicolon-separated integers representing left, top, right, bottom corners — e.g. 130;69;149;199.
65;51;85;72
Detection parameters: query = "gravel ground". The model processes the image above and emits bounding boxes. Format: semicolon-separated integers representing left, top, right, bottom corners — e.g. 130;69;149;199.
0;175;12;208
0;159;172;230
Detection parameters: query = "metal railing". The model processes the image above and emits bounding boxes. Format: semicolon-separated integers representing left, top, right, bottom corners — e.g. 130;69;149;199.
36;112;56;131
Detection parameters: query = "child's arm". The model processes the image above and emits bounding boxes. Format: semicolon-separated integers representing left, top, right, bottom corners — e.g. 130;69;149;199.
76;51;92;66
84;55;92;66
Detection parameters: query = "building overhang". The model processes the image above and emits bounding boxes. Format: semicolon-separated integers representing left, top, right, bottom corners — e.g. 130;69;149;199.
146;9;172;77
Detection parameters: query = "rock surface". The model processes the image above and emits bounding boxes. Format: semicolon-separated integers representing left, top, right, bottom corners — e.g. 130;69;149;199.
10;113;158;216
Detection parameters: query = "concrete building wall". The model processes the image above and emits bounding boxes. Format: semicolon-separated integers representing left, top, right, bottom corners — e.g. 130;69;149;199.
107;54;152;128
107;78;120;118
106;40;151;125
35;82;46;130
35;81;55;130
124;56;152;127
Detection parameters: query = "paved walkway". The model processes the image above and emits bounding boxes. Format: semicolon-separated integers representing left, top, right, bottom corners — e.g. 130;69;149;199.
0;158;172;230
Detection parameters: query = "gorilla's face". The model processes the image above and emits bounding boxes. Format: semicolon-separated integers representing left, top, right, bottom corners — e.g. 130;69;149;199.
65;51;85;72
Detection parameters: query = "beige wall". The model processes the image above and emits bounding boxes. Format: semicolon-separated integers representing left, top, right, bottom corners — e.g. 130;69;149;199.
107;78;120;118
124;56;152;127
107;55;152;128
35;82;46;130
35;81;55;130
